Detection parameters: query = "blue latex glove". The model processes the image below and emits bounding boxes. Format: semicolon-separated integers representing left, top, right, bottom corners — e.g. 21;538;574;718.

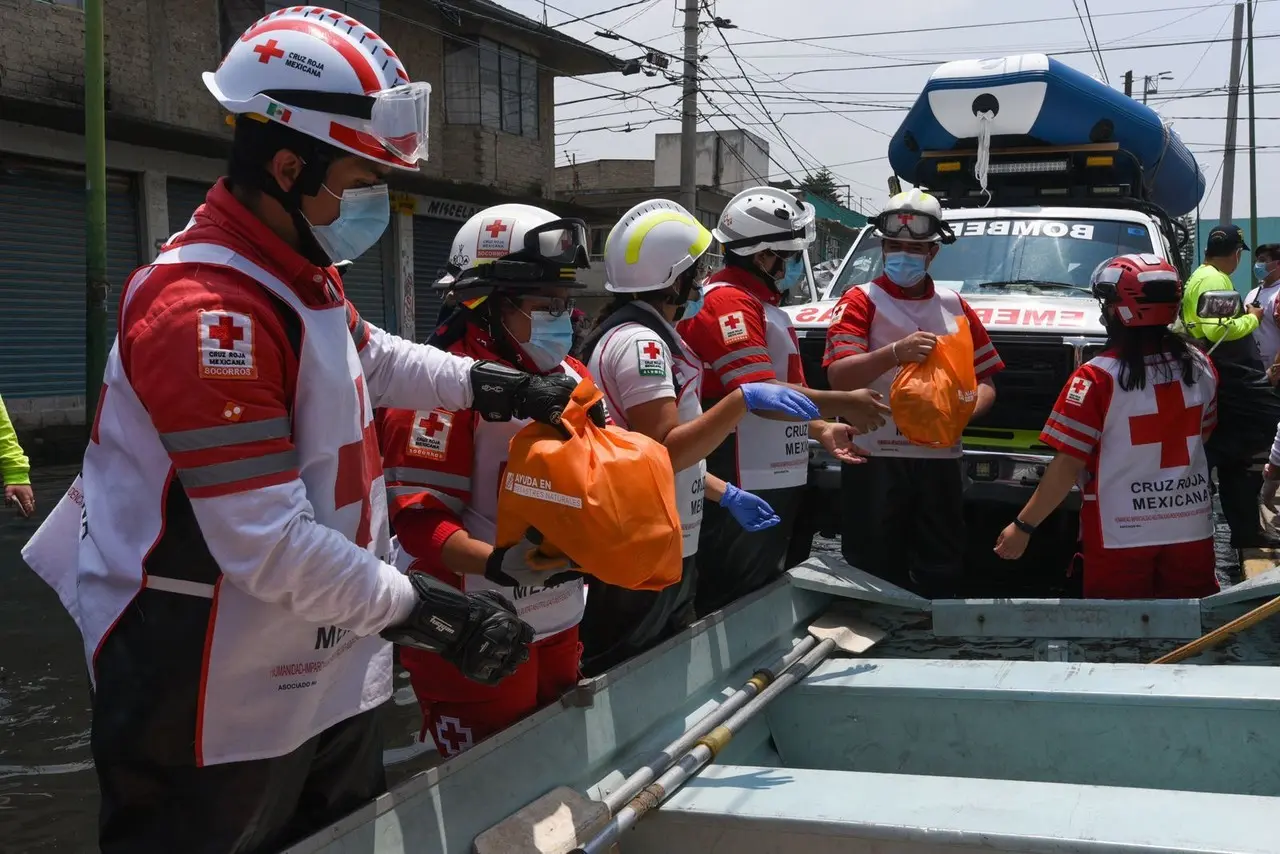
740;383;820;420
721;483;781;532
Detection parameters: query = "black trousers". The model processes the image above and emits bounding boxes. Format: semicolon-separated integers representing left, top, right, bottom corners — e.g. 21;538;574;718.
95;706;386;854
694;483;806;616
579;554;698;677
1208;447;1267;548
840;456;966;598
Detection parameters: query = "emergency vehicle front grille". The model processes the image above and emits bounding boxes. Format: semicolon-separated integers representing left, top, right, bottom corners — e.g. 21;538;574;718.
973;333;1102;436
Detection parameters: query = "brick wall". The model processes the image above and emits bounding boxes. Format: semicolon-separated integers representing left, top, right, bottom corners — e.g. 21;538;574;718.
555;159;655;193
0;0;227;137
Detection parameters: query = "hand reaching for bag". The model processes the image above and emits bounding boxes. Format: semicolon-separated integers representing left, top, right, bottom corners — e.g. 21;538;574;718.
720;483;780;532
894;331;937;364
485;529;583;589
739;383;821;420
830;389;891;434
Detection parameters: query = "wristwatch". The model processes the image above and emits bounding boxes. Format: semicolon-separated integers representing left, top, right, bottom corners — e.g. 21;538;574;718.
1012;518;1037;535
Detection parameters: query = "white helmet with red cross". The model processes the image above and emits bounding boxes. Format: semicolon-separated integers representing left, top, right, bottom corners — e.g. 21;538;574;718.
436;204;592;295
204;6;430;171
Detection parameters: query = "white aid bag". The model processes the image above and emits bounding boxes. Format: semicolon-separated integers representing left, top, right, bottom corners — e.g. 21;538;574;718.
21;474;86;630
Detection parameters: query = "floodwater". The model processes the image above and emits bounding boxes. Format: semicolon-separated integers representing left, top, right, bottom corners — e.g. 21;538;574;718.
0;466;1249;852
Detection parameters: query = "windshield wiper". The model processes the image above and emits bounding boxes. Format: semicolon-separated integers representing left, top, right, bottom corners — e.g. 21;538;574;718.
976;279;1093;293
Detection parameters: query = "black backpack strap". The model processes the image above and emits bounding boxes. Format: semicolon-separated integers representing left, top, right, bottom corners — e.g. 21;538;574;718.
580;302;685;398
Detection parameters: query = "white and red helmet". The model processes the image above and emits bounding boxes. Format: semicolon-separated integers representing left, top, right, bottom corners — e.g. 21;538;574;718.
205;6;429;170
1090;254;1182;328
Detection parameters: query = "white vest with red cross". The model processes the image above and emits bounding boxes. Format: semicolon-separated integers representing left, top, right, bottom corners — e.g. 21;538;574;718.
856;281;966;459
703;282;809;491
460;364;586;640
74;243;391;764
1089;353;1216;549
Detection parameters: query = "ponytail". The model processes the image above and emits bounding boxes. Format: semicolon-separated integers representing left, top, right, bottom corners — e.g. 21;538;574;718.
1107;319;1199;391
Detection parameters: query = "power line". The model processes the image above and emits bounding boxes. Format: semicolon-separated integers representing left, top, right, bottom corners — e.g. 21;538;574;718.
1072;0;1109;82
545;0;653;27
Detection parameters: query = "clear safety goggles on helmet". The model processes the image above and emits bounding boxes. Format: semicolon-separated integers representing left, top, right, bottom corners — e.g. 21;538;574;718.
450;217;592;289
871;209;957;245
261;82;431;164
721;201;817;252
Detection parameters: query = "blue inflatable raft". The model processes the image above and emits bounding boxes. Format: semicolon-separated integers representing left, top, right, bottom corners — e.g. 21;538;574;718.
888;54;1206;217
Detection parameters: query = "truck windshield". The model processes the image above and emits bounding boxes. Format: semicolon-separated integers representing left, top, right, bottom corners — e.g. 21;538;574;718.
828;218;1157;299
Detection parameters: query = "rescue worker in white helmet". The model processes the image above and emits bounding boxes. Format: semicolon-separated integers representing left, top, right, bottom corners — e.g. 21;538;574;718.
995;255;1220;599
25;10;590;851
825;189;1003;597
677;187;891;615
377;204;606;757
578;200;822;674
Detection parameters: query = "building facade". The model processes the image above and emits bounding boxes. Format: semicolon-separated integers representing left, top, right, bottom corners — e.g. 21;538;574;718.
0;0;614;433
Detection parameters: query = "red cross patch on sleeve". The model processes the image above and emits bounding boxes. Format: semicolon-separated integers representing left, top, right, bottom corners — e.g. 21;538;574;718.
636;339;667;377
407;409;453;460
199;311;257;380
1066;377;1092;405
719;311;748;344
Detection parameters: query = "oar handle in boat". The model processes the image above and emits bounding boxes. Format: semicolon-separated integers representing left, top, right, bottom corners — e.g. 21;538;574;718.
1152;594;1280;664
601;634;817;815
573;638;837;854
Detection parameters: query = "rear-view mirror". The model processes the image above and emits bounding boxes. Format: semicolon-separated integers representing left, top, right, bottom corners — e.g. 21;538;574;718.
1197;290;1243;320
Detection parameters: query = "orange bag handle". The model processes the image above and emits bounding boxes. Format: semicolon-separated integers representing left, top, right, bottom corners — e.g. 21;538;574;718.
559;377;605;432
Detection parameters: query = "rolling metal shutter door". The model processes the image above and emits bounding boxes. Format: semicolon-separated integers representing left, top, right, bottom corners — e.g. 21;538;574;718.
167;178;213;237
0;161;141;399
341;235;390;329
413;216;456;342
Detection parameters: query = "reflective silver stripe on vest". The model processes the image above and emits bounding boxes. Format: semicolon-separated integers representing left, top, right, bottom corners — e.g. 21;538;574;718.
351;315;369;350
720;362;768;384
384;466;471;492
386;485;466;515
1047;411;1101;440
159;417;292;453
1042;426;1091;455
711;347;769;371
145;575;216;598
178;450;300;489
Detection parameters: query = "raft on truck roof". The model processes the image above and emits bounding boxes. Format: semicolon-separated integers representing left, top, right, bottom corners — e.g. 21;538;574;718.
888;53;1206;217
284;557;1280;854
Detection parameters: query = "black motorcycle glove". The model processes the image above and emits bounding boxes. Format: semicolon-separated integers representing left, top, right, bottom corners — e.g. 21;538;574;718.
381;573;533;686
469;360;607;432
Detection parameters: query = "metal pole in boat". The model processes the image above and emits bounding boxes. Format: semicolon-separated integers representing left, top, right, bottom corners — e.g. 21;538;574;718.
574;640;838;854
84;0;110;427
1123;70;1133;98
601;636;818;815
1219;3;1246;225
1246;0;1258;251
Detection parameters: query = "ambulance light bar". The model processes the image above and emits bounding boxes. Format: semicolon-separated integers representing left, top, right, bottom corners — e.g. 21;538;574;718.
985;159;1069;175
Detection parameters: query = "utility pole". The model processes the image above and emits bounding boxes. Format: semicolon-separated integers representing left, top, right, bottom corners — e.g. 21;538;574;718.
679;0;699;215
1219;2;1245;225
1247;0;1258;251
85;0;109;427
1123;70;1133;98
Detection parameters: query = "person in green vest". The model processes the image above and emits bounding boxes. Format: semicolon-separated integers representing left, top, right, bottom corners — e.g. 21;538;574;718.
1180;224;1263;361
0;394;33;517
1180;224;1280;550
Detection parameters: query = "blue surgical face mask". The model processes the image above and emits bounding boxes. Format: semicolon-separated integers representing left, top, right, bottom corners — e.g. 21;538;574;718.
309;184;390;264
520;310;575;371
1256;262;1271;282
777;255;806;291
677;284;705;322
883;251;928;287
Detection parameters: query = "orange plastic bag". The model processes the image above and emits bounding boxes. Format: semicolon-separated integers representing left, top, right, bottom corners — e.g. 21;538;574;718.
889;314;979;448
496;377;683;591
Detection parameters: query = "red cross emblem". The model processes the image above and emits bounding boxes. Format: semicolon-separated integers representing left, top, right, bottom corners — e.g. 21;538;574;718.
433;716;474;756
335;376;380;548
208;316;244;350
417;412;446;436
642;342;662;360
253;39;285;64
484;219;508;239
1071;378;1089;395
1128;380;1203;469
723;314;741;330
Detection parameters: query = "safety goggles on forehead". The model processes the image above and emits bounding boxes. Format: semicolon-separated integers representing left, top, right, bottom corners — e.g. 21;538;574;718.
721;202;818;252
871;210;957;245
520;218;590;268
262;82;432;164
519;296;576;318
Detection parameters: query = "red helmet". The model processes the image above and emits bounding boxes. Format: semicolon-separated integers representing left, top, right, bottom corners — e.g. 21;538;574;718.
1090;254;1182;327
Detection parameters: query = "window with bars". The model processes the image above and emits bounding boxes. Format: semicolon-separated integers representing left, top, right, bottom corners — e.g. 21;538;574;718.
444;37;539;139
220;0;381;55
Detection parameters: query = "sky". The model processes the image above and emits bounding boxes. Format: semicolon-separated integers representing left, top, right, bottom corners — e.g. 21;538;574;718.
501;0;1278;222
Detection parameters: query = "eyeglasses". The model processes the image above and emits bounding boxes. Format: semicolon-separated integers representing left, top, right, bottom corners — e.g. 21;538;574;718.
521;296;576;318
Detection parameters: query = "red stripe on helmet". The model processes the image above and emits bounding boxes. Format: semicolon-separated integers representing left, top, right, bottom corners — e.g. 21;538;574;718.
328;121;416;168
241;17;383;94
